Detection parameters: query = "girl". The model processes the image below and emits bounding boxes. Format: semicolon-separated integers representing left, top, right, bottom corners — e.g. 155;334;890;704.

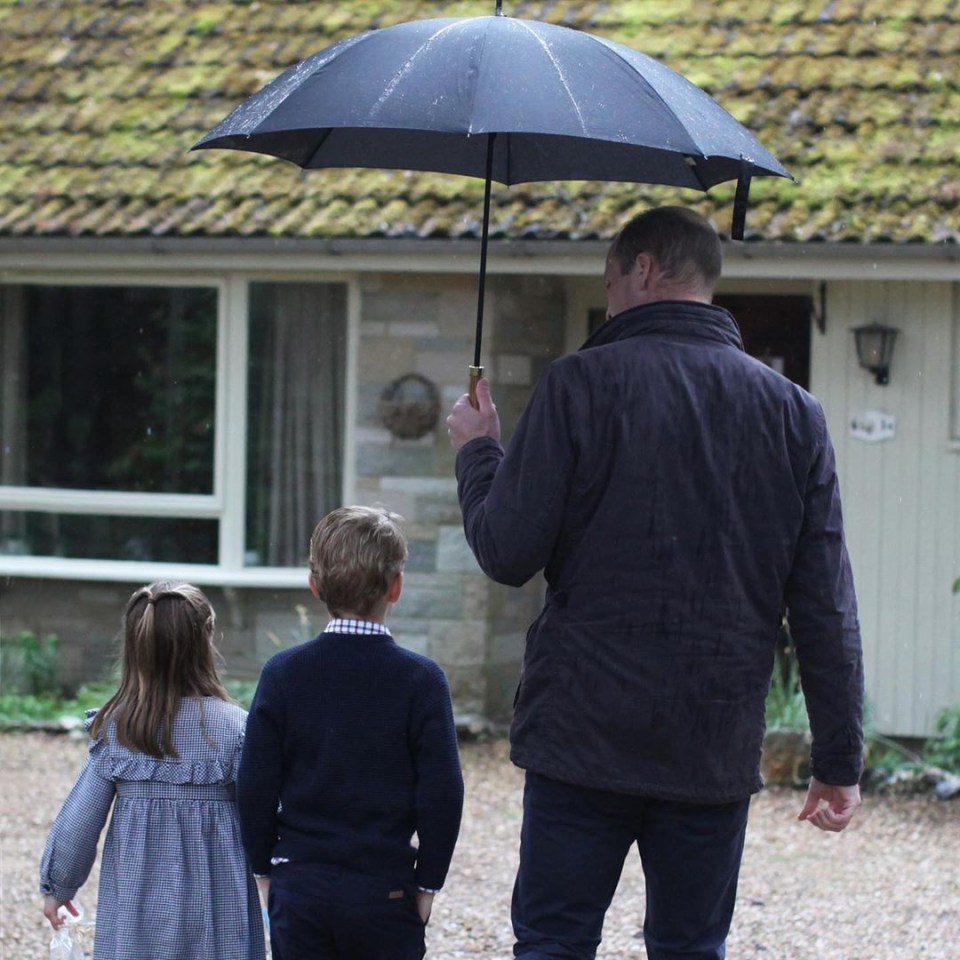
39;581;265;960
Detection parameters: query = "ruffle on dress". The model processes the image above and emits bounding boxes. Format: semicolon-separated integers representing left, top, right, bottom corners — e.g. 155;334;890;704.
84;700;245;785
88;744;238;785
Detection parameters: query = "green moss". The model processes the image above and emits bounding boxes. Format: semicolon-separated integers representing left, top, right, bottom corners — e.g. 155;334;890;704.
188;8;226;36
1;0;959;243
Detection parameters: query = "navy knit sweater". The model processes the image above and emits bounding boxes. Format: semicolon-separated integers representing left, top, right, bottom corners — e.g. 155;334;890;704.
236;628;464;890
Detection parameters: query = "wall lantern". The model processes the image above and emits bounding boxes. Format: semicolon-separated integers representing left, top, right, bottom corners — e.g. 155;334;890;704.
853;323;899;385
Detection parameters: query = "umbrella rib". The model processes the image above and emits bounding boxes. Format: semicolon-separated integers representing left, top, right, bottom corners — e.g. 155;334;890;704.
590;35;713;160
514;20;587;134
686;156;710;191
369;20;466;120
302;128;335;170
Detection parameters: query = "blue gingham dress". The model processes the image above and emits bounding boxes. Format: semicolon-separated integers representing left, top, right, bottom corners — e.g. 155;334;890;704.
40;698;266;960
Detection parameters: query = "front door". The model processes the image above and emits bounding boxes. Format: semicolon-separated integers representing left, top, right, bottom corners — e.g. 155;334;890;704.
714;294;811;390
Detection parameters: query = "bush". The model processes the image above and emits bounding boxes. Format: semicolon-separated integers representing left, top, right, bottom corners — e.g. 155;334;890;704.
923;705;960;774
225;680;257;709
0;681;116;728
0;693;63;724
0;631;61;698
765;652;809;731
68;681;118;713
0;678;258;727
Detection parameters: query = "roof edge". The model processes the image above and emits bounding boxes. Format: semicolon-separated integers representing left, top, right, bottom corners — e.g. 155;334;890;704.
1;237;959;281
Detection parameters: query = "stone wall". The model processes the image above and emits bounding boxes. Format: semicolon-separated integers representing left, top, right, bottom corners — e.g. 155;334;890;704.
352;271;566;721
0;579;325;694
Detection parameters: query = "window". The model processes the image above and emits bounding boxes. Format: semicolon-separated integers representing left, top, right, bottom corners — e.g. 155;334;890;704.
0;277;349;577
1;283;219;561
9;513;219;564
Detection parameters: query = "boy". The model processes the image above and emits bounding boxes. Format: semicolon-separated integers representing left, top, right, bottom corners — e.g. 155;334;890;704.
237;505;464;960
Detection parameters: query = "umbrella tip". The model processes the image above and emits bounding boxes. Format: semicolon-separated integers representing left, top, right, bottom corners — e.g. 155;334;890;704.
495;0;504;14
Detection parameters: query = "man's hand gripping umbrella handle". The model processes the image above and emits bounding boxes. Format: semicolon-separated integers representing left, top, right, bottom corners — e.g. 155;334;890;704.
468;366;484;409
448;375;500;452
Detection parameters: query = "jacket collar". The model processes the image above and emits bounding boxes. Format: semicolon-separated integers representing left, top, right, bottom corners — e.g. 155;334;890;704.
580;300;745;353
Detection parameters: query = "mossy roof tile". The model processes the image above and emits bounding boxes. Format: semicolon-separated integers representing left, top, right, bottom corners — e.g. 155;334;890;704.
1;0;958;244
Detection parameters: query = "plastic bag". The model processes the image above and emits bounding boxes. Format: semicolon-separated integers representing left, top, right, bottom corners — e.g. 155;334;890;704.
49;901;94;960
49;926;83;960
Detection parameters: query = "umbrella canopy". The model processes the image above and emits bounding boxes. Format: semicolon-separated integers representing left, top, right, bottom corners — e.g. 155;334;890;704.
193;10;793;394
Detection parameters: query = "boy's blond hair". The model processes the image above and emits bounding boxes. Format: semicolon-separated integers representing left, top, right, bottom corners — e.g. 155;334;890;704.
309;506;408;617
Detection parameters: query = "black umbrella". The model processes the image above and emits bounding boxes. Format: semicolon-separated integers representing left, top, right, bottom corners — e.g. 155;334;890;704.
193;3;793;402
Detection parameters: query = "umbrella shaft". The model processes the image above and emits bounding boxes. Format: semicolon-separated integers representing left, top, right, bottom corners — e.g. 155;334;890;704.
474;133;496;369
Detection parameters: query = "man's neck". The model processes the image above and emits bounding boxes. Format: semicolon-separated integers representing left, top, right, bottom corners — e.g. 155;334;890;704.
643;285;714;306
333;606;388;625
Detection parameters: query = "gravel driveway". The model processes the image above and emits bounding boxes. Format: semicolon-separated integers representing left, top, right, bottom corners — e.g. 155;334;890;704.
2;732;957;959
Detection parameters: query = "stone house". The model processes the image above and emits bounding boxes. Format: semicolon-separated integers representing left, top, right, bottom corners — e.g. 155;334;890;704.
1;0;959;735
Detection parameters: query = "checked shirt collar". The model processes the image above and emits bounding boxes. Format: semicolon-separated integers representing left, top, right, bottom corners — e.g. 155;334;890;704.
323;618;392;638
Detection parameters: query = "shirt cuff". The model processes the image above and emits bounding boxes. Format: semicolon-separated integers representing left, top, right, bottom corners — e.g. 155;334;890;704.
39;879;78;902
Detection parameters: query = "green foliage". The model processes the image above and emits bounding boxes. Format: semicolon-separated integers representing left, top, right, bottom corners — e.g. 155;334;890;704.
0;631;61;697
0;679;259;725
0;693;63;724
923;705;960;774
69;681;118;713
225;680;258;709
765;653;809;732
0;680;115;727
863;731;924;776
863;706;960;792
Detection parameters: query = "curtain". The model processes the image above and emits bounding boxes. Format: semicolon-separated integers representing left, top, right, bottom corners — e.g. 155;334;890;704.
259;284;345;567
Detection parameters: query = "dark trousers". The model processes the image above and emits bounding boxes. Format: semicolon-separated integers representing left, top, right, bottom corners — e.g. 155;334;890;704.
268;861;426;960
512;771;751;960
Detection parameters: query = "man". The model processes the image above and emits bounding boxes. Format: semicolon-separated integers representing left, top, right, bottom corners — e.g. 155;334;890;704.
446;206;864;960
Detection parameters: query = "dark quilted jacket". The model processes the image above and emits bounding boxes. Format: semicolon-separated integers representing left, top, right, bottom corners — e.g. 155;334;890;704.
456;300;864;802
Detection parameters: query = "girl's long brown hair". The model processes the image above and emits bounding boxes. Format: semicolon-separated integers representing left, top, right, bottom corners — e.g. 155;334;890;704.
89;581;229;758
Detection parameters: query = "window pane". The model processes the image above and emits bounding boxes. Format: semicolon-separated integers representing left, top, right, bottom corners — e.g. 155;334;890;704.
245;282;347;567
0;284;217;494
0;512;218;563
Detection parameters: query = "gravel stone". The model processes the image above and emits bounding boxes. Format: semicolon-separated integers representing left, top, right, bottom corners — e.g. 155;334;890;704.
2;733;957;959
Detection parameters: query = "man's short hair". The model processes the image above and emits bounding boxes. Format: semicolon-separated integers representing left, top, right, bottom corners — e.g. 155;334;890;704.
610;206;722;292
309;505;408;617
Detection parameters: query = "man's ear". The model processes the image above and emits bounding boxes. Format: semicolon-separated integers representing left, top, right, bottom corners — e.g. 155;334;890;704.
633;252;654;286
387;572;403;605
308;573;321;600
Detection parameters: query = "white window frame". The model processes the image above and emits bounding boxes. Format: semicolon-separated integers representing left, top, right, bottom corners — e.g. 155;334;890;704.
0;267;359;587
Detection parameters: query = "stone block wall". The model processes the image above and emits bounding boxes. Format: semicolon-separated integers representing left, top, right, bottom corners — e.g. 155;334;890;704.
0;580;326;696
352;271;566;720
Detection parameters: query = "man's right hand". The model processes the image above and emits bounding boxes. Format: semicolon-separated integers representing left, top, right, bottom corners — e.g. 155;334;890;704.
446;376;501;452
797;777;861;832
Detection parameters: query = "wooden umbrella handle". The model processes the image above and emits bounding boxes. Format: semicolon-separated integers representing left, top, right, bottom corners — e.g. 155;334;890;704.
468;365;484;409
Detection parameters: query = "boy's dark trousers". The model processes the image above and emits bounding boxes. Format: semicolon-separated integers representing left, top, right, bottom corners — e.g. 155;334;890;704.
512;771;751;960
268;861;426;960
